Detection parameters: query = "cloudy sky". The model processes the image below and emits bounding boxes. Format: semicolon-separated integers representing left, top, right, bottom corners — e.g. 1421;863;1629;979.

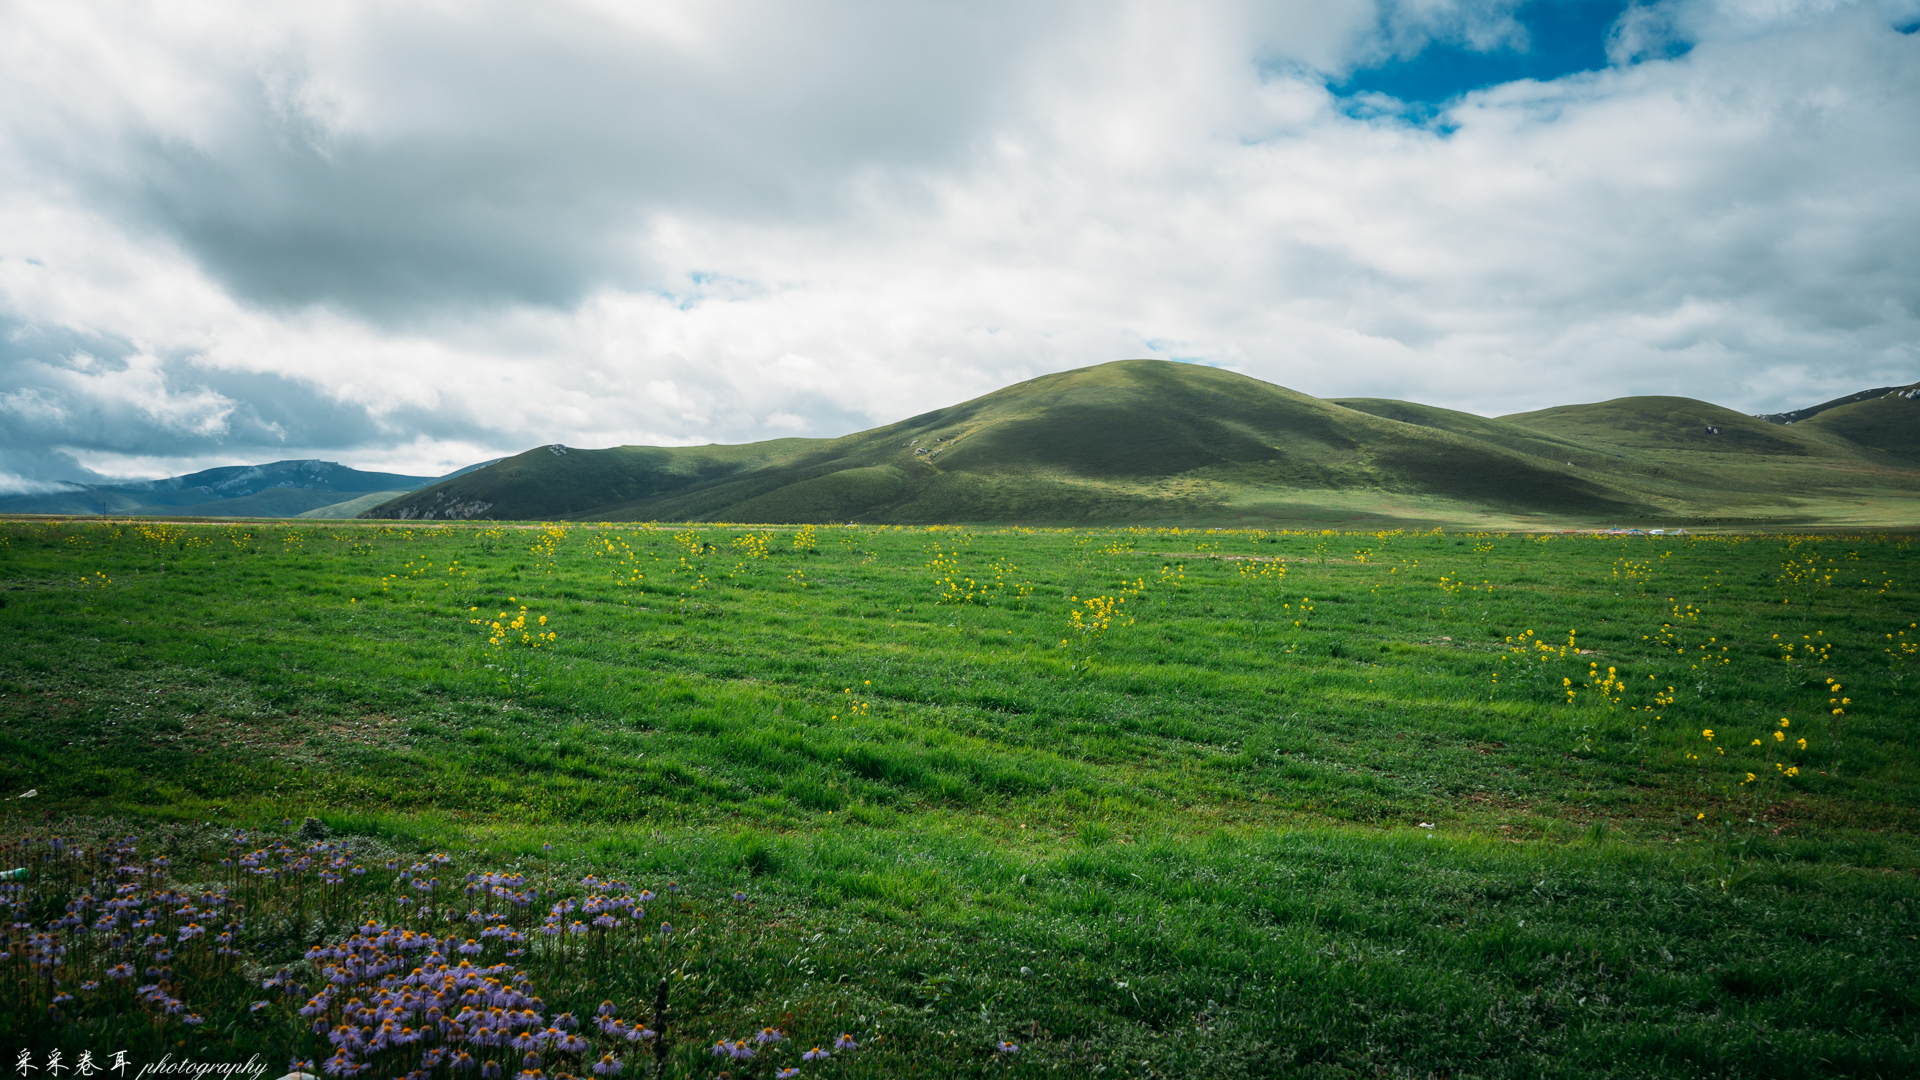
2;0;1917;488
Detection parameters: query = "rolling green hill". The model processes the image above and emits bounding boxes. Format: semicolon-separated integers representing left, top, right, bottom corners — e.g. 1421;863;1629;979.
296;491;416;519
1329;398;1621;468
134;488;382;519
1500;395;1824;455
369;361;1660;526
1792;383;1920;460
363;361;1920;528
1756;381;1919;425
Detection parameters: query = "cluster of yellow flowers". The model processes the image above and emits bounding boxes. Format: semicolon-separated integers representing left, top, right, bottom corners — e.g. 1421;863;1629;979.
1586;663;1625;709
597;532;650;589
1284;597;1316;628
830;681;872;721
1776;548;1838;605
1237;558;1287;583
1773;631;1833;665
673;529;707;559
923;544;1028;606
529;526;568;575
1062;594;1132;655
1612;557;1654;587
925;543;977;605
1692;718;1810;805
469;601;556;650
1887;623;1918;662
136;522;203;552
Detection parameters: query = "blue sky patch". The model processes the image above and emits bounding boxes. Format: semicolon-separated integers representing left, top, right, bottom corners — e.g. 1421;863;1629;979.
1336;0;1651;109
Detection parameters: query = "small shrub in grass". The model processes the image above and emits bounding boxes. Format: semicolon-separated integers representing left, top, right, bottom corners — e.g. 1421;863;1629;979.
0;829;873;1079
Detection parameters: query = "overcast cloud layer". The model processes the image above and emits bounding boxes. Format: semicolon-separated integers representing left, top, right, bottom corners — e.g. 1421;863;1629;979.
3;0;1918;487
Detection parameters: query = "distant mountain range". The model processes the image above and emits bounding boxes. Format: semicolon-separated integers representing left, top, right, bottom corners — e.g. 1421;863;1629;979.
361;361;1920;529
8;362;1915;528
0;458;497;519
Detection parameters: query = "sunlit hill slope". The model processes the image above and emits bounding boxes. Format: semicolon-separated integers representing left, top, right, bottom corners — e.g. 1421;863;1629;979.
364;361;1920;528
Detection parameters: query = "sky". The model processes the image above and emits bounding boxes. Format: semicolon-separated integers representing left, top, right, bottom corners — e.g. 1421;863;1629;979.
2;0;1918;490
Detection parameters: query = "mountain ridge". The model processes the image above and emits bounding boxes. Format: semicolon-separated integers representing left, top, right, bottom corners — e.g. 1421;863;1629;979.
0;458;499;518
363;361;1920;528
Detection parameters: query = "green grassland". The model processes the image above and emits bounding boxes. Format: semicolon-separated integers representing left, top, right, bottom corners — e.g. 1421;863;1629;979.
367;362;1920;529
2;519;1919;1077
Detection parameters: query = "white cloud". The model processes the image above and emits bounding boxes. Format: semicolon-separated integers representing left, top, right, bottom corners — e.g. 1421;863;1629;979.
0;471;85;496
0;387;68;424
0;0;1916;483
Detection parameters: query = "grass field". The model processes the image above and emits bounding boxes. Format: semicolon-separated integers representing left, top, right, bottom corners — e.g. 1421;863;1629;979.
2;519;1918;1078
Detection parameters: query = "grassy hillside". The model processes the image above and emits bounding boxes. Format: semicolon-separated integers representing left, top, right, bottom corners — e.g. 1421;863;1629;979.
1500;396;1830;455
296;490;414;518
130;487;368;518
1756;381;1918;425
366;361;1920;528
371;361;1662;526
1490;394;1920;525
1795;384;1920;459
380;440;820;520
1330;397;1615;467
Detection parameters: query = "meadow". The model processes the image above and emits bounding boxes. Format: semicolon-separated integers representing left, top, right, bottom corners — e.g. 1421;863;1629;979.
1;518;1917;1078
